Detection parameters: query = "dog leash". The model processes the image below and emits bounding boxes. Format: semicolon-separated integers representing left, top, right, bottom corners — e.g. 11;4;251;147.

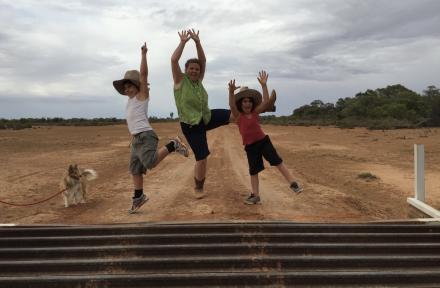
1;169;98;206
0;188;66;206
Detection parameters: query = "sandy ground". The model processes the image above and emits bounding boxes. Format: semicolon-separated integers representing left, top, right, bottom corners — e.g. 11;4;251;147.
1;123;439;225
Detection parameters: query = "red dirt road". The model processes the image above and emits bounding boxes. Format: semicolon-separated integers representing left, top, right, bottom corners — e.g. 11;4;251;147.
1;123;439;224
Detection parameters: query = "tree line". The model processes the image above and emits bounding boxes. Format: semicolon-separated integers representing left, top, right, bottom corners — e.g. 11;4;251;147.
2;85;439;130
261;85;440;129
0;116;178;130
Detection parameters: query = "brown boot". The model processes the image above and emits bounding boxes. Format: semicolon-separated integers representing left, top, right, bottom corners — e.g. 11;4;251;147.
263;89;277;113
194;177;206;199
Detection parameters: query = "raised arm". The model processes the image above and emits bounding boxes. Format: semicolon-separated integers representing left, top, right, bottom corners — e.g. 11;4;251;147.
138;42;149;100
188;29;206;81
171;30;190;85
228;79;240;120
255;70;270;114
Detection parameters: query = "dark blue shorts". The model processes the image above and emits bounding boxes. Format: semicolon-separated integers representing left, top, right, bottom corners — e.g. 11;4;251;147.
180;109;231;161
245;135;283;175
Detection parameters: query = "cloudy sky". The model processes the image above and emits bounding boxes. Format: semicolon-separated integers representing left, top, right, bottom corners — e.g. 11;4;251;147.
1;0;439;119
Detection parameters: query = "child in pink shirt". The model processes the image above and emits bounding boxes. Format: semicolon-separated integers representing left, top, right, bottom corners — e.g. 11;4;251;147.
228;71;303;204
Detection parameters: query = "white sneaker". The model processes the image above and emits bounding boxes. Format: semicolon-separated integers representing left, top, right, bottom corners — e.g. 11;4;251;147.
244;195;261;205
128;193;149;214
171;136;189;157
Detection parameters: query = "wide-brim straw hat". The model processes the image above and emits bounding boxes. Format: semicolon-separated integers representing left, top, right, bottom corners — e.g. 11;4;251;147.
113;70;141;95
235;86;262;107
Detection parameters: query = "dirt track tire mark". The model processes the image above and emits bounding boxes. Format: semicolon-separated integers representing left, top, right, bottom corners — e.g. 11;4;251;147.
5;171;42;182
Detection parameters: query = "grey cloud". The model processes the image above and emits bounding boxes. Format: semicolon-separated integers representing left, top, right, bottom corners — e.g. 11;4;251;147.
1;0;439;118
284;1;440;59
1;46;123;82
29;0;121;15
161;8;204;30
0;93;110;104
208;48;378;83
0;23;123;82
337;1;440;39
0;32;10;42
187;0;440;82
0;7;120;81
156;3;261;30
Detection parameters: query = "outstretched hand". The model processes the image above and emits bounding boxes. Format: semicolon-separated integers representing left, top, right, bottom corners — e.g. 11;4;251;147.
141;42;147;54
188;28;200;43
178;30;191;43
228;79;240;94
257;70;268;86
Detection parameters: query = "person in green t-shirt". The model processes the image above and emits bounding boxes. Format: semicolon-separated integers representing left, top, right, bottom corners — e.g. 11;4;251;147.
171;29;233;199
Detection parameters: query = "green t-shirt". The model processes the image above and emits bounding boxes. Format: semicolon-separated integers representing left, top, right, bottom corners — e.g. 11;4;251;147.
174;75;211;125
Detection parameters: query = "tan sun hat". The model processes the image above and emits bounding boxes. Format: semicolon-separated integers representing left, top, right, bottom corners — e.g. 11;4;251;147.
235;86;262;108
113;70;141;95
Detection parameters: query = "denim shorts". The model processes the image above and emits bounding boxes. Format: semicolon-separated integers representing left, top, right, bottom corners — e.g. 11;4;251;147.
245;135;283;175
180;109;231;161
129;130;158;175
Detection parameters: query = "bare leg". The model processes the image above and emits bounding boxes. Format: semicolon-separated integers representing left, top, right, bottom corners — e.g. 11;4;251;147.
151;146;170;168
250;174;259;196
276;163;295;183
195;158;207;181
193;158;207;199
132;146;169;192
132;174;143;190
267;90;276;111
130;174;149;212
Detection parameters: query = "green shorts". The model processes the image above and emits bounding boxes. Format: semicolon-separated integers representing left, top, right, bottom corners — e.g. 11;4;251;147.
129;130;158;175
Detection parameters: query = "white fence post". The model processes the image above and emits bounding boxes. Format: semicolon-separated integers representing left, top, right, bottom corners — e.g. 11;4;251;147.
407;144;440;219
414;144;425;202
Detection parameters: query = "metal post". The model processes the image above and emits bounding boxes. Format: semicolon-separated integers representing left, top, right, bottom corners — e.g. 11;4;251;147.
414;144;425;202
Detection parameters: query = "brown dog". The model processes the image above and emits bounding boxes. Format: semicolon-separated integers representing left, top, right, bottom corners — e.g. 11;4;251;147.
61;164;97;207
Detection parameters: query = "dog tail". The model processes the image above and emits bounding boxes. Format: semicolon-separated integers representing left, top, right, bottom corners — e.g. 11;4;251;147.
82;169;98;181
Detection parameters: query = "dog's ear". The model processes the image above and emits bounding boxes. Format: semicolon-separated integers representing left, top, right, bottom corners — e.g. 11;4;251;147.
68;164;74;172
